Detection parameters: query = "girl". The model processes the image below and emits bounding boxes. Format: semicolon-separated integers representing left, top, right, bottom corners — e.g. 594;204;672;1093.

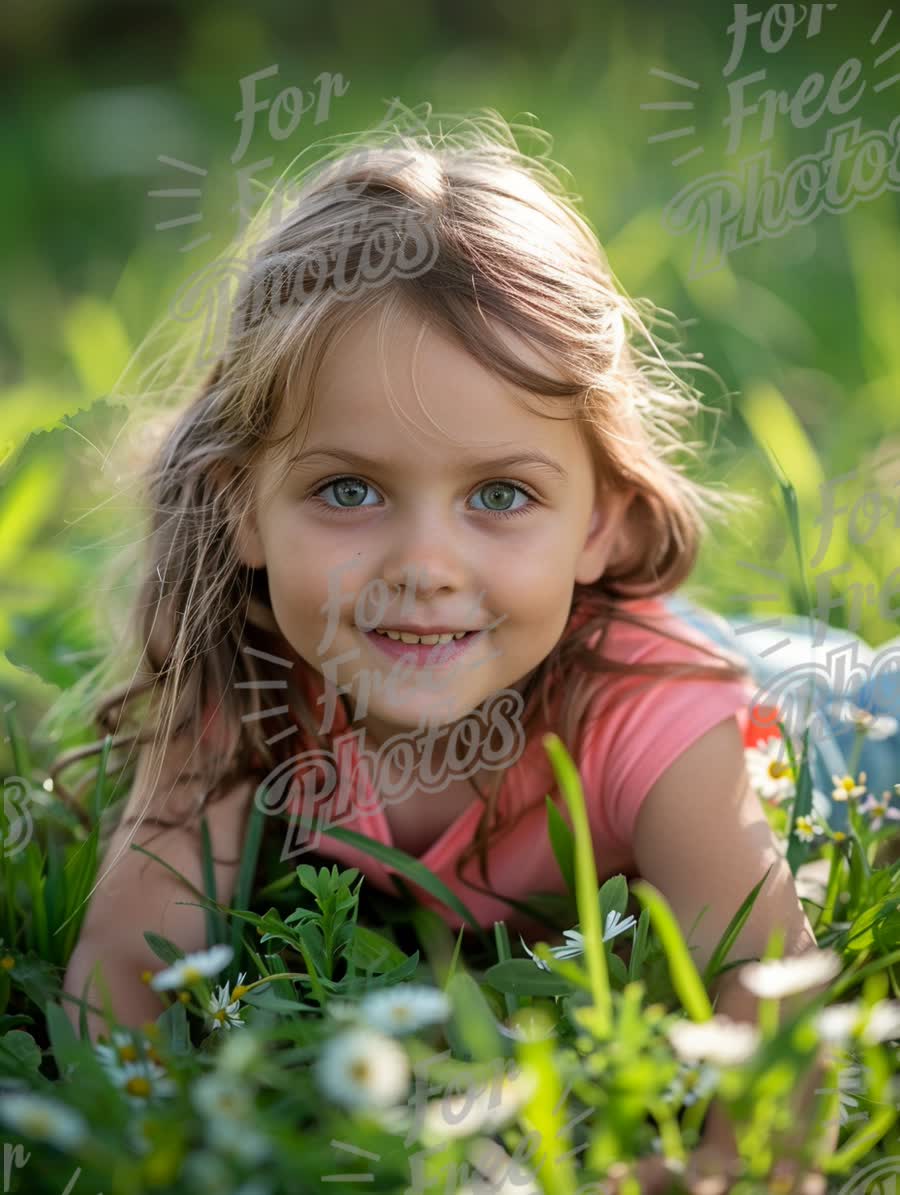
59;108;877;1184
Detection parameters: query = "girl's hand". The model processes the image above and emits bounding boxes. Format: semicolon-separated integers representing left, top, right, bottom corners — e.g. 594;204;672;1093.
601;1144;827;1195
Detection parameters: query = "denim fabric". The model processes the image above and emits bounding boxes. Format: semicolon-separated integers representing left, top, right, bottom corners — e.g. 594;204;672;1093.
661;593;900;834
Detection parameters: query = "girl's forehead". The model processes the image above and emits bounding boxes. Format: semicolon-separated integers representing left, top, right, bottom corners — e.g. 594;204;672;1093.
275;302;574;447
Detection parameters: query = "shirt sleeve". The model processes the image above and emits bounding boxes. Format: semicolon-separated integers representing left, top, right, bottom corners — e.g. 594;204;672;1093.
577;610;755;851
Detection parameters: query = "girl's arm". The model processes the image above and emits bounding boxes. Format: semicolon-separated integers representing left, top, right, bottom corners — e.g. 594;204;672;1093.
625;715;836;1190
62;728;256;1042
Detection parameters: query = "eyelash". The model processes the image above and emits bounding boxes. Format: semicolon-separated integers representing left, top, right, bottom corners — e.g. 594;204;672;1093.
308;475;540;521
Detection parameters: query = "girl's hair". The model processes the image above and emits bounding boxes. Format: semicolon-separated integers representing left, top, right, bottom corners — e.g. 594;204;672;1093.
47;106;757;924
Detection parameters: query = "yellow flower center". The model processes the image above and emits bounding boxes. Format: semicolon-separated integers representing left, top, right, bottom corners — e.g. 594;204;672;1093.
117;1044;139;1063
23;1111;50;1134
181;966;202;985
768;761;792;780
140;970;153;985
350;1060;371;1083
392;1006;411;1022
841;777;855;793
833;832;847;842
1;956;16;970
214;1010;226;1022
126;1077;152;1098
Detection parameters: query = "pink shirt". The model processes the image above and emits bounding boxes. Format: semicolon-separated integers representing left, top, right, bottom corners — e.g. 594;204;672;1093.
236;597;758;939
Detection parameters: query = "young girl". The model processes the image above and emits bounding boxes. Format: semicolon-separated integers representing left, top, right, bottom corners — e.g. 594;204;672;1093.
60;109;867;1182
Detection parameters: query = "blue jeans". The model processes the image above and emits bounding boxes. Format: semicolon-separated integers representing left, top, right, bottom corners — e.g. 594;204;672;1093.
662;593;900;834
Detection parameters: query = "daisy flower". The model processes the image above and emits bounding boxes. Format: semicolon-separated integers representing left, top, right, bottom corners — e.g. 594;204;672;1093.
207;971;247;1031
150;944;234;991
816;1000;900;1046
106;1059;176;1107
520;910;636;972
315;1028;410;1111
793;814;821;843
830;701;899;741
94;1029;146;1070
745;740;795;802
830;772;868;803
666;1014;760;1066
739;948;841;999
191;1072;270;1163
858;792;900;832
0;1093;87;1149
357;984;451;1037
813;1055;866;1127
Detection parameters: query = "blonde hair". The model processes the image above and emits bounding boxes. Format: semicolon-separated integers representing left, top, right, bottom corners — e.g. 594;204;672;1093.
48;106;755;924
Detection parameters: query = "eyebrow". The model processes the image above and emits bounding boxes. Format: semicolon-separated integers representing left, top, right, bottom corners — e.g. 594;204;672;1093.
288;447;569;481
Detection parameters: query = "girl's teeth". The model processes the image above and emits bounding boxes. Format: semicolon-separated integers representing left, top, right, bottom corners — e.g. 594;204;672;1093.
373;629;469;644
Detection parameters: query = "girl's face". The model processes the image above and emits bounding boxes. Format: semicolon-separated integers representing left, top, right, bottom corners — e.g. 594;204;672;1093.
236;300;631;759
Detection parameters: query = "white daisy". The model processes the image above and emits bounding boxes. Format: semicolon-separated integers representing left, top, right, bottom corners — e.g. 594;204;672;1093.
830;702;899;741
191;1073;270;1163
94;1029;147;1071
108;1060;176;1107
315;1028;410;1111
357;984;452;1037
858;792;900;832
666;1014;760;1066
0;1093;87;1149
216;1028;262;1075
150;944;234;991
830;772;868;803
207;971;247;1031
738;948;842;999
520;910;637;972
745;739;795;802
816;1000;900;1046
793;814;821;843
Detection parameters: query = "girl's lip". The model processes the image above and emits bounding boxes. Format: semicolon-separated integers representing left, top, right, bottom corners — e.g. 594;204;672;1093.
362;627;481;666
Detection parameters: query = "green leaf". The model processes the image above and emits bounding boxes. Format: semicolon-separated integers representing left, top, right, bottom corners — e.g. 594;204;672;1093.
320;826;486;940
482;959;574;996
156;999;190;1053
0;1029;42;1071
598;874;628;922
631;881;713;1022
628;908;651;982
199;814;226;949
231;794;267;967
143;931;185;966
701;864;774;988
346;926;408;973
545;796;576;894
445;970;505;1062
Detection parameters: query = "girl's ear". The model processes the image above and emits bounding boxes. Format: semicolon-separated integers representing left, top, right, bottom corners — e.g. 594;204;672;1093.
233;510;267;570
575;487;637;585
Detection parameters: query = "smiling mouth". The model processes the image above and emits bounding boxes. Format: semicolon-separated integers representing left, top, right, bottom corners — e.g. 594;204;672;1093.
369;628;474;645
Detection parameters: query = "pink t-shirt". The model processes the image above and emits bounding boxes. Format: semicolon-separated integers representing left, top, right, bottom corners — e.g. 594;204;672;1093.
244;596;759;939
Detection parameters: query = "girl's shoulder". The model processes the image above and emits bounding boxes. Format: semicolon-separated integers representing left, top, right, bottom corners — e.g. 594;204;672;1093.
573;596;757;850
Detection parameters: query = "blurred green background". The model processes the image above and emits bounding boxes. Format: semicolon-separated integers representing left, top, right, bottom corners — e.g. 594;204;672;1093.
2;0;898;780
